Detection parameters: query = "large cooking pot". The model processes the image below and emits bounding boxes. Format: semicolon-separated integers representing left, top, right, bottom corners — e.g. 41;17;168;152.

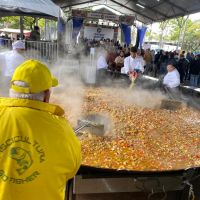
67;74;200;200
66;165;200;200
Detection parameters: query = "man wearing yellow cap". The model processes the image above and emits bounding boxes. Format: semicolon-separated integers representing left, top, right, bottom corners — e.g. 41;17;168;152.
0;59;81;200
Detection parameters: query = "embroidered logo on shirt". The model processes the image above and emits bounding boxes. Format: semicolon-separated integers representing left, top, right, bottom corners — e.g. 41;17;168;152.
10;147;33;175
0;136;45;184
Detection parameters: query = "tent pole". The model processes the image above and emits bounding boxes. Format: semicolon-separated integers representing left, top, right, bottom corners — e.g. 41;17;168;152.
19;16;24;40
45;19;47;40
35;17;38;26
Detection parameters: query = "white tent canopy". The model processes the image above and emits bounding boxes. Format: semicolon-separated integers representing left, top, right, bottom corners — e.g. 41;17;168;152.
0;0;61;19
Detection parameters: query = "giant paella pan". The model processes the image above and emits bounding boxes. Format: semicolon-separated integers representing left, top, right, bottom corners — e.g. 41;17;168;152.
53;84;200;199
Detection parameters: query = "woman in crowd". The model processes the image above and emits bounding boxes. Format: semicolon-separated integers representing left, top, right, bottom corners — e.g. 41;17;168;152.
114;50;125;72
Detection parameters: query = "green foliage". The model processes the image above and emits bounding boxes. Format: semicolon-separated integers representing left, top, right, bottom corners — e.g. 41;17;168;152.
0;16;19;29
169;18;200;51
159;20;169;30
0;16;45;30
182;19;200;51
147;16;200;51
145;29;159;41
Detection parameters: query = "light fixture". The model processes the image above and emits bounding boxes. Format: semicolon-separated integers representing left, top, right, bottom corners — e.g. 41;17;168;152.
136;3;145;9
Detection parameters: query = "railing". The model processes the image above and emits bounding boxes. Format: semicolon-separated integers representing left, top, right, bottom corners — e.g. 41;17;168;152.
0;38;12;50
0;38;58;63
25;40;58;62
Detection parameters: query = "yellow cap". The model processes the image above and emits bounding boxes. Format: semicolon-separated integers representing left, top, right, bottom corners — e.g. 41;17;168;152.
11;59;58;93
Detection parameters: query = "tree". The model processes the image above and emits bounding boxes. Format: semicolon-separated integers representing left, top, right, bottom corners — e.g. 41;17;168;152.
0;16;45;30
0;16;19;29
167;16;189;49
158;20;169;48
146;16;200;52
145;24;158;41
169;18;200;51
181;19;200;51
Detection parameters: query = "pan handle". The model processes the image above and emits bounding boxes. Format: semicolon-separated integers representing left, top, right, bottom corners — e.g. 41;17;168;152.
74;122;90;133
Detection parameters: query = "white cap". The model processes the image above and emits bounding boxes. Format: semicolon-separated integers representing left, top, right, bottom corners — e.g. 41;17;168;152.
12;40;25;50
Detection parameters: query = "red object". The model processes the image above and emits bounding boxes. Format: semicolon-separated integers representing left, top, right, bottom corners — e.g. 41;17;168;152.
129;71;138;78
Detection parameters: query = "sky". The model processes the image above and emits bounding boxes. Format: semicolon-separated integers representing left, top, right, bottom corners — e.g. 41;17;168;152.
189;12;200;20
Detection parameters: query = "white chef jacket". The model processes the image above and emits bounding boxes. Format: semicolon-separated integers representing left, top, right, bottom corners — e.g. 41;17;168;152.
121;55;145;74
3;50;26;77
163;69;180;88
96;55;108;70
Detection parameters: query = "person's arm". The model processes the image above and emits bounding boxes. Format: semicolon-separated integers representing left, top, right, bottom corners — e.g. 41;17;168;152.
163;74;169;86
114;56;119;63
140;59;145;73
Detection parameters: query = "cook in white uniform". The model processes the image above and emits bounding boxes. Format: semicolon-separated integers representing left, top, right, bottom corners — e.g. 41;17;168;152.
121;47;145;74
3;40;26;78
96;48;108;85
163;63;180;88
163;62;180;99
96;48;108;70
0;40;26;96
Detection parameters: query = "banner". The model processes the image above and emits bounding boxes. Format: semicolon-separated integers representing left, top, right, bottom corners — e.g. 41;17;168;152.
72;18;84;40
135;27;147;49
120;23;131;46
139;27;147;49
71;9;135;25
87;12;119;21
135;28;140;49
84;26;114;40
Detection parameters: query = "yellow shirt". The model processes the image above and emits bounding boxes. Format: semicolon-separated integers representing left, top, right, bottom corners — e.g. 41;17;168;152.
0;98;81;200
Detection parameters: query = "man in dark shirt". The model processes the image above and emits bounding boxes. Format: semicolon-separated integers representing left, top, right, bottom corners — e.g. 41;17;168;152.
189;54;200;87
177;54;189;84
29;26;40;41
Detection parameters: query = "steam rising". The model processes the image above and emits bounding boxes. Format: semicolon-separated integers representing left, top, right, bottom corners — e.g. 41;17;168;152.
105;87;166;109
50;57;85;126
1;45;198;130
48;49;167;130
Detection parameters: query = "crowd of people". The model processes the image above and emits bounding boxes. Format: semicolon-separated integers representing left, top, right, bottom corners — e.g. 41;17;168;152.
82;38;200;88
154;50;200;87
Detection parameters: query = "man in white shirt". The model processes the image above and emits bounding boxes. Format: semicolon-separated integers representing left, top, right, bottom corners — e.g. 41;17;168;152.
163;63;180;88
121;47;144;74
96;55;108;70
3;40;26;78
96;48;108;85
163;62;180;99
135;49;145;73
0;40;26;96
